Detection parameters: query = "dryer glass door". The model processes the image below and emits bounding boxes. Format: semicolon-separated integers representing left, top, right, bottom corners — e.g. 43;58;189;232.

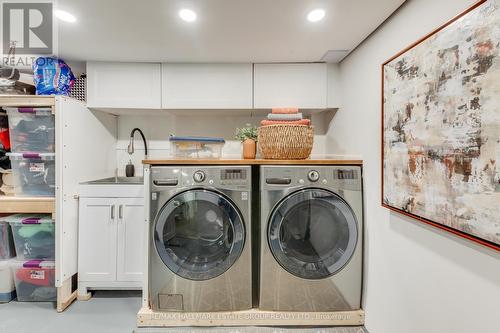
268;188;358;279
154;189;245;281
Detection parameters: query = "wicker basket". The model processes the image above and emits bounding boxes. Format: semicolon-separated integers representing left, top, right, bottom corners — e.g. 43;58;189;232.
258;124;313;160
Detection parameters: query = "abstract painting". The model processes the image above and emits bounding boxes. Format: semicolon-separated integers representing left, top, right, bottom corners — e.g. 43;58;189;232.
382;0;500;251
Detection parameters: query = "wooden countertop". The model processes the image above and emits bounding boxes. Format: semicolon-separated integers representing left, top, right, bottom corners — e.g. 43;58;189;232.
143;158;362;165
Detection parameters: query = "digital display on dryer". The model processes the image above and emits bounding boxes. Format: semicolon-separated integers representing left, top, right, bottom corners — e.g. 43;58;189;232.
336;169;358;180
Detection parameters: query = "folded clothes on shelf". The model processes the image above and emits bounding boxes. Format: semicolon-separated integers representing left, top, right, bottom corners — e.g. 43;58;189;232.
267;113;303;121
271;107;299;114
260;119;311;126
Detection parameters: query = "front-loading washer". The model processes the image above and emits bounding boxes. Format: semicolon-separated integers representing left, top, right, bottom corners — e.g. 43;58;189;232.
259;165;363;311
149;166;252;312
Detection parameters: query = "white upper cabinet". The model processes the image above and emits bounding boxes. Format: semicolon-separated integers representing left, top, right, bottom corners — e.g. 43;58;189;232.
253;63;328;109
162;63;253;109
87;62;161;109
327;63;342;108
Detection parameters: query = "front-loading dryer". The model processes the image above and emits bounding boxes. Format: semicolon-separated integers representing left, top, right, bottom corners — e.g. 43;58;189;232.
259;165;363;311
149;166;252;312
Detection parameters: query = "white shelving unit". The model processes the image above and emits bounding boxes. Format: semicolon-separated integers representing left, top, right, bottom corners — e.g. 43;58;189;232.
0;95;117;312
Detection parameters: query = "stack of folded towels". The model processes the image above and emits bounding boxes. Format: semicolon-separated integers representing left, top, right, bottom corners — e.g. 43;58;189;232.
260;108;311;126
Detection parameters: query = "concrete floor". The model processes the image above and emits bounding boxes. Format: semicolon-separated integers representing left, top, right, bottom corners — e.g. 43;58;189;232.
0;291;366;333
0;291;141;333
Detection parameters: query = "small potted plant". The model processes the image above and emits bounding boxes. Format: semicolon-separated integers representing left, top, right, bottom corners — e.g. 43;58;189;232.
235;124;258;159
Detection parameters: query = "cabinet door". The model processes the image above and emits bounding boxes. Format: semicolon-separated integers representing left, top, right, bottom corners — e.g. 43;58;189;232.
162;63;253;109
253;63;327;109
87;62;161;108
116;198;144;282
78;198;117;282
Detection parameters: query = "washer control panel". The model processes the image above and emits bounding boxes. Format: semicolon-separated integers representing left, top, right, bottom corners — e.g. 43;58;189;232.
152;166;251;189
220;168;248;185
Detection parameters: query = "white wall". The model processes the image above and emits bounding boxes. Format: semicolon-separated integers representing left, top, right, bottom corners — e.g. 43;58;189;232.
116;113;327;176
327;0;500;332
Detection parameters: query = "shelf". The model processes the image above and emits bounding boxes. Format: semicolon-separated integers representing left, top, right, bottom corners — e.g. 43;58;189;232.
0;95;55;107
0;196;55;214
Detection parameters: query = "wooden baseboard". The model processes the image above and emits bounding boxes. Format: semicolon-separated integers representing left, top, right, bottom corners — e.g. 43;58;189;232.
56;275;77;312
77;292;92;301
137;307;364;327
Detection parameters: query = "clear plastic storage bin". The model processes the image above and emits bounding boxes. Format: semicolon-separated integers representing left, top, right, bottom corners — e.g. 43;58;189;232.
0;220;16;259
12;260;56;302
169;136;225;159
7;153;55;197
6;107;55;153
7;214;55;260
0;260;16;303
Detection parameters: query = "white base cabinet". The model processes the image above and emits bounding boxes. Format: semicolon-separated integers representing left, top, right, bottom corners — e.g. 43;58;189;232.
78;191;144;297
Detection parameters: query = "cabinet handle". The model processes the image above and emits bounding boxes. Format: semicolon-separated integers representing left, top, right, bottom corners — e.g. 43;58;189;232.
119;204;123;219
111;205;115;220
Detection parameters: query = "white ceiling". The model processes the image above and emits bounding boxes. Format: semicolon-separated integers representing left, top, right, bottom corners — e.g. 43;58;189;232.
57;0;405;63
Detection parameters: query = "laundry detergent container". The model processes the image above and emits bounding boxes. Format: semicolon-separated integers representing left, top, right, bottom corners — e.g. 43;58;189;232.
7;214;55;260
7;153;56;197
0;260;16;303
12;260;56;302
0;220;16;259
6;107;55;153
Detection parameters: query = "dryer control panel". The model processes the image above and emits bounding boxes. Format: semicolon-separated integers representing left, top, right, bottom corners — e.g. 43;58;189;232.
331;167;362;191
262;166;362;191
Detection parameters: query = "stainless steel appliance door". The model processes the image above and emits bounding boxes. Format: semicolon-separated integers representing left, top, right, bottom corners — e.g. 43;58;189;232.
268;188;358;279
154;189;245;281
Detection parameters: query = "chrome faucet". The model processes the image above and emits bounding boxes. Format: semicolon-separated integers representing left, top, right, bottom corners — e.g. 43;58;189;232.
128;128;148;158
126;128;148;177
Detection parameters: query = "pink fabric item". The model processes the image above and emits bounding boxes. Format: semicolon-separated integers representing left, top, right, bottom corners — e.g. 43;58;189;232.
260;119;311;126
271;107;299;114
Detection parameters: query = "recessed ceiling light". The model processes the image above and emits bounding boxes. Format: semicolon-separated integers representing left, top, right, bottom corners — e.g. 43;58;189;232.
179;9;197;22
54;9;77;23
307;9;325;22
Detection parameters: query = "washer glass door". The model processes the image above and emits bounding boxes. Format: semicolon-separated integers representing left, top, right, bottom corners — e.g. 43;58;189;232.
268;188;358;279
154;189;245;281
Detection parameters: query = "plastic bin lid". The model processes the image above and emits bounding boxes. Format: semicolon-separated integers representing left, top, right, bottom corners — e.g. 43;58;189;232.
15;260;55;269
2;214;54;225
169;136;225;143
6;152;55;160
4;107;53;115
